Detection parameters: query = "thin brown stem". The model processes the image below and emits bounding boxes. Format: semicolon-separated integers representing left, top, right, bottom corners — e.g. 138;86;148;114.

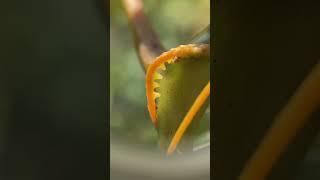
122;0;166;72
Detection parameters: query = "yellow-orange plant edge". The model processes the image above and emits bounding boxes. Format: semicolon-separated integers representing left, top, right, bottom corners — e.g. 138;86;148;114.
146;44;209;127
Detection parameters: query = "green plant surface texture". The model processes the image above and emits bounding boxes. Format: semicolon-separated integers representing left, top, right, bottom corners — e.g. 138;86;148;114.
155;53;210;152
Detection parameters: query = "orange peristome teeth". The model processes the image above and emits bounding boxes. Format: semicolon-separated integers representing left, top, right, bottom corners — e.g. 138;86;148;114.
145;44;210;127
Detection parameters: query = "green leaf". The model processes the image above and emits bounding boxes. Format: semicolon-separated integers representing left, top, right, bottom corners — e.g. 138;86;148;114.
155;50;210;152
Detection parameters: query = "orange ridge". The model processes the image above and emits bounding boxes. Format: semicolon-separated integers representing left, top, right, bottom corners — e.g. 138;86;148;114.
145;44;210;127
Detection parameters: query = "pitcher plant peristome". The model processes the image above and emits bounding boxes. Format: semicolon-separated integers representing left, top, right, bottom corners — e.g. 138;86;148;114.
145;44;210;155
122;0;211;155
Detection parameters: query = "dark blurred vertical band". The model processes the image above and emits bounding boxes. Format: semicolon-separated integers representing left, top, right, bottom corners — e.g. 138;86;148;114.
0;0;107;179
213;0;320;179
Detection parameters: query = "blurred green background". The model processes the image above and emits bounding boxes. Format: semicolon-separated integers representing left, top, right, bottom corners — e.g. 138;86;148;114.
110;0;210;149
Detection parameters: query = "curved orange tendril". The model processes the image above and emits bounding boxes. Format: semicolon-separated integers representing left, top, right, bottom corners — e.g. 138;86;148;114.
146;44;209;126
167;82;210;155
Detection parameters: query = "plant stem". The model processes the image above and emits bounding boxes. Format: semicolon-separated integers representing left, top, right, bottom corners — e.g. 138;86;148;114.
122;0;165;72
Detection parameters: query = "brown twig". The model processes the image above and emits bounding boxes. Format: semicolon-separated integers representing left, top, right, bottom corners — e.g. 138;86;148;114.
122;0;166;72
